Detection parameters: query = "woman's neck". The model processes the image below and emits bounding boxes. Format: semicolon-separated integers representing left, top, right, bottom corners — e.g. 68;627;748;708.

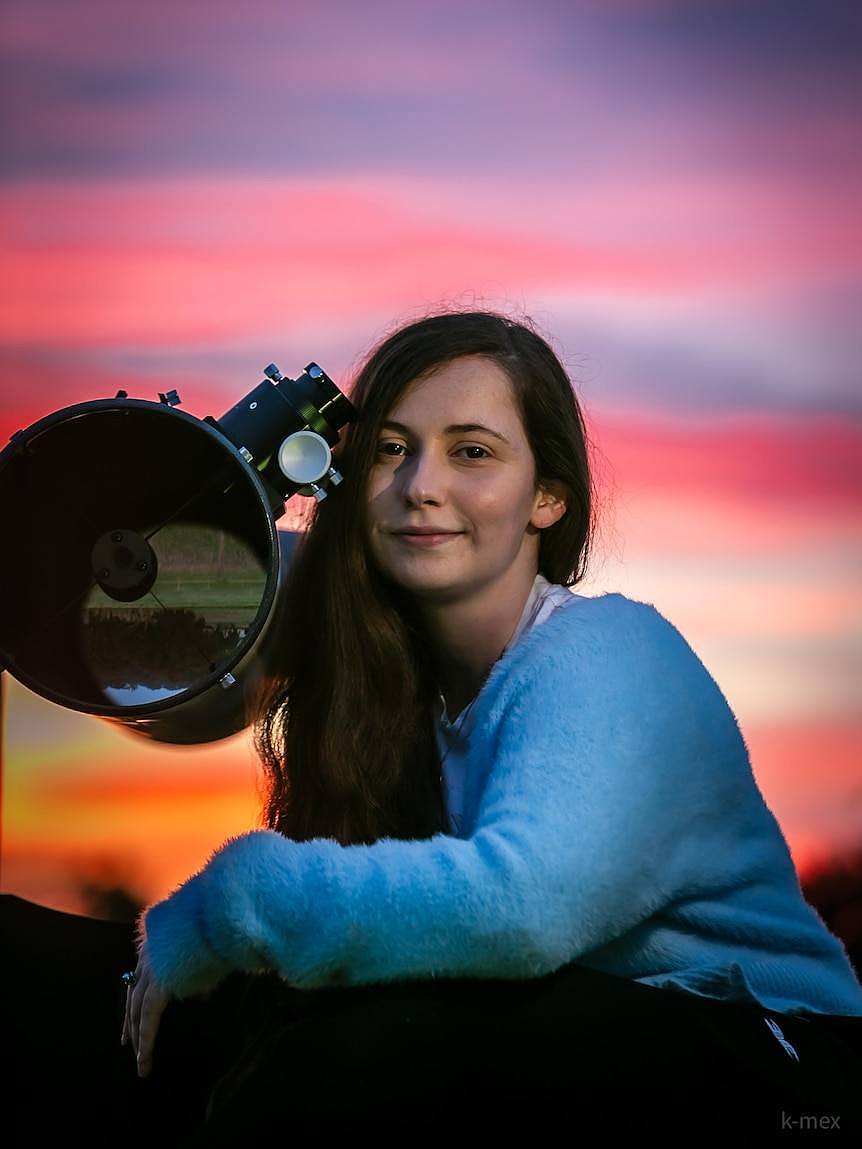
420;567;540;715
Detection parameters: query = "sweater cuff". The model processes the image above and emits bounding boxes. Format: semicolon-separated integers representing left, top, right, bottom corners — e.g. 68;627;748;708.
141;867;234;998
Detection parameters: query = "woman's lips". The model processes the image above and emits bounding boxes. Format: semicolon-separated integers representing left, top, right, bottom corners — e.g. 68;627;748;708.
392;532;463;547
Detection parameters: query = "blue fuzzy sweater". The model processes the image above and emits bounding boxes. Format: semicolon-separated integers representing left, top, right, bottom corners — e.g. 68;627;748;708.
143;592;862;1017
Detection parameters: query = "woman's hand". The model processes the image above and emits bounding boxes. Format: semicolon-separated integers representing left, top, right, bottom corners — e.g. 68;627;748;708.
121;943;172;1078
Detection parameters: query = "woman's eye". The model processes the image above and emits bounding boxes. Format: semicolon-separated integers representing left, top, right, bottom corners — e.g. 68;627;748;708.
455;445;491;460
377;442;406;457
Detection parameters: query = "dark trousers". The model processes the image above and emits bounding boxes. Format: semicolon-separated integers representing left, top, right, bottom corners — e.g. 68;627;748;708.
3;893;861;1147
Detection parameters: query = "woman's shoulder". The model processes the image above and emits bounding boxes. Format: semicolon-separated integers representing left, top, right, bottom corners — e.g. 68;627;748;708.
474;588;750;782
513;589;679;659
488;589;724;709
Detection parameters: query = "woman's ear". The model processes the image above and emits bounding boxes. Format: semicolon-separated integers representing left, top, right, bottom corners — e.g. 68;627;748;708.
530;480;568;529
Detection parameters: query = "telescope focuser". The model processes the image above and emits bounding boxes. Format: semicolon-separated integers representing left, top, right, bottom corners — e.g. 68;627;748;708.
208;361;355;513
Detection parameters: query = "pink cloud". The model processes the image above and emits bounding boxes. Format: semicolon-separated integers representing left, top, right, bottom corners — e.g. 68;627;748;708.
3;200;854;392
595;411;861;507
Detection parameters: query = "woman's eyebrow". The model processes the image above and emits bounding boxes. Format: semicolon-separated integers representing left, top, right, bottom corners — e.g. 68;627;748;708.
381;419;511;445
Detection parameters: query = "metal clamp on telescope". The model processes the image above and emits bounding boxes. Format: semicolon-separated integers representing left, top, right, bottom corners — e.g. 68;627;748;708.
0;359;357;746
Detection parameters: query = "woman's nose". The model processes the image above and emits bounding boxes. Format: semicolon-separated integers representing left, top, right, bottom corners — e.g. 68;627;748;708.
398;449;446;507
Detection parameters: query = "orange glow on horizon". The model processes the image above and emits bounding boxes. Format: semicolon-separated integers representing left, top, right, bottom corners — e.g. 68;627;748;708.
3;717;859;917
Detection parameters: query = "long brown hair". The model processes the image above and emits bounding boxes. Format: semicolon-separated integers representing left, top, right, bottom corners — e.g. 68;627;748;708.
254;310;597;846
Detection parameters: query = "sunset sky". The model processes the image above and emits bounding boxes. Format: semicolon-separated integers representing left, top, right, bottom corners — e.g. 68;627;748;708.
1;0;860;914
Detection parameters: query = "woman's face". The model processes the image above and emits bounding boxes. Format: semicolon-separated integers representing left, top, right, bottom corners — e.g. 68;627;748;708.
365;355;563;603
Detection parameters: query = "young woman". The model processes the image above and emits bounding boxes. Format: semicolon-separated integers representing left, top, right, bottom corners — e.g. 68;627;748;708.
116;310;862;1142
6;311;860;1144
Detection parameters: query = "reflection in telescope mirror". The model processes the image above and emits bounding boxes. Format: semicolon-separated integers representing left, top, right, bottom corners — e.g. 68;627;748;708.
81;521;267;705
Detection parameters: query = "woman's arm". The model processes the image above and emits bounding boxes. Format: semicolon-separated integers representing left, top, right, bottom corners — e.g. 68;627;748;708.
142;599;762;1000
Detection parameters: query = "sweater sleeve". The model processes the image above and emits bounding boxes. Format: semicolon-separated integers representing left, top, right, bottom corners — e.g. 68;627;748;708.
142;598;762;998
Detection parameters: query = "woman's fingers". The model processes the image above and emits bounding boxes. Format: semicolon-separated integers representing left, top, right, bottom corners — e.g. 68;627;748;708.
128;959;147;1059
120;949;171;1076
121;957;141;1048
136;983;169;1077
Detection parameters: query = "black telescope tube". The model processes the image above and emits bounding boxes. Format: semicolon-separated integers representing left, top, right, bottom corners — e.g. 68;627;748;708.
0;357;357;744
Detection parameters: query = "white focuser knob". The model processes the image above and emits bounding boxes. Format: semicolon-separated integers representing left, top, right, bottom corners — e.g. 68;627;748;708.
277;430;332;485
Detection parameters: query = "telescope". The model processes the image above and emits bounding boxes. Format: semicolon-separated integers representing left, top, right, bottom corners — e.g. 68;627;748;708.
0;361;356;745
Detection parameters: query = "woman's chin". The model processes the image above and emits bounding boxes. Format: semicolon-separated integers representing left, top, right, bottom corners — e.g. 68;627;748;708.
376;560;466;601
